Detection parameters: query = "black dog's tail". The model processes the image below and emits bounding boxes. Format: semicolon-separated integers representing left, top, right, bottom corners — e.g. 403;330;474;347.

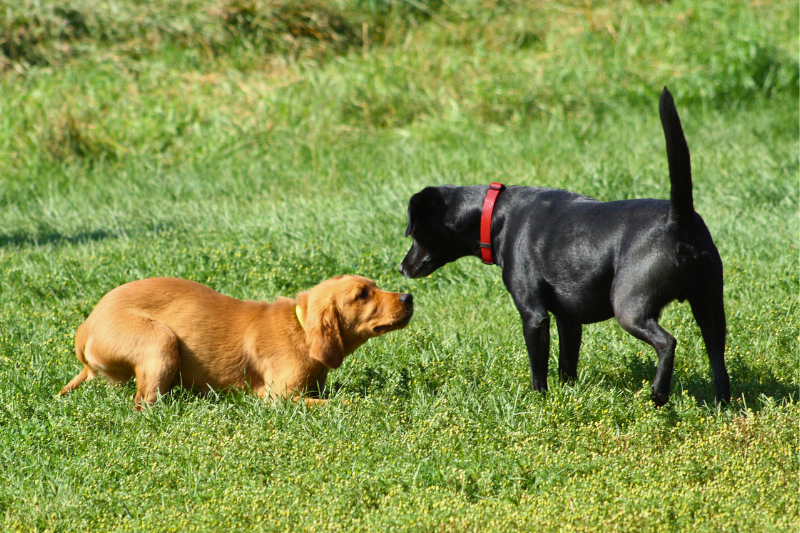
659;87;693;238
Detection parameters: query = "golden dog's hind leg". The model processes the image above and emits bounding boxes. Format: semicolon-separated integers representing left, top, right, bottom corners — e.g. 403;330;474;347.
130;320;181;410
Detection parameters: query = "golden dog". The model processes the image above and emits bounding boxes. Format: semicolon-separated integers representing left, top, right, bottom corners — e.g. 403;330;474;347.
60;275;413;408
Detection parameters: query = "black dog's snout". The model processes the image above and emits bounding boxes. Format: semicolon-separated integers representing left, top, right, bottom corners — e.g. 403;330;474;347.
399;293;413;306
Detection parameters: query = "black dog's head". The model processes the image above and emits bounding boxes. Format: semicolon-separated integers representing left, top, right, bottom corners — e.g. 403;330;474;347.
399;186;481;278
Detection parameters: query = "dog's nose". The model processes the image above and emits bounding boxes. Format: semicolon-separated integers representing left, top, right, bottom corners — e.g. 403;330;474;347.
399;293;413;305
398;264;405;275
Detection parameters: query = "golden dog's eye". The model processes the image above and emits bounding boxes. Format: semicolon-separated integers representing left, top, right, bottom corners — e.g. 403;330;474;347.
356;288;370;300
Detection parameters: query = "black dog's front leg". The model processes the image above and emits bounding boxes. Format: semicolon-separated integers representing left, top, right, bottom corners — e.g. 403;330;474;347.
519;307;551;392
505;275;551;392
555;315;582;383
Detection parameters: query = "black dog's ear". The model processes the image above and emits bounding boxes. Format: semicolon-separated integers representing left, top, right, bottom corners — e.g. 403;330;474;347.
405;187;446;237
404;208;414;237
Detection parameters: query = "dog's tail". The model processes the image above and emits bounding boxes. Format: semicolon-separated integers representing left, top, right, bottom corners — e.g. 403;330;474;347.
60;323;90;395
660;87;694;238
74;322;89;365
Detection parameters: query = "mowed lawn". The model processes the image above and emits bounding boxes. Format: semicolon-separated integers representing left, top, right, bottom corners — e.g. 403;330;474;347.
0;1;797;531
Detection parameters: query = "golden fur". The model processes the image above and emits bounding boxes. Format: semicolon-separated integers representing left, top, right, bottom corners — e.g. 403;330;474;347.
60;275;413;408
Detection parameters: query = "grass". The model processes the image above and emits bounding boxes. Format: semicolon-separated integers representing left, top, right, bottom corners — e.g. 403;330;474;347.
0;0;797;531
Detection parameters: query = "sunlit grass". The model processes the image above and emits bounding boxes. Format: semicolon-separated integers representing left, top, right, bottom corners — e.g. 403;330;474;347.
0;0;797;531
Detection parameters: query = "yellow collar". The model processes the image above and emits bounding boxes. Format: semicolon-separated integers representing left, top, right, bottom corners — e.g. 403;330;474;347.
295;305;306;331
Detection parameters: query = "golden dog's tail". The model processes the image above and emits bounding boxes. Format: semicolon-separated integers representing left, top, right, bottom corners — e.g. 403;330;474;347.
60;322;90;395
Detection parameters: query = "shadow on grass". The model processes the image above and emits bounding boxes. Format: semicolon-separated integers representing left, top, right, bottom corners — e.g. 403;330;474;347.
595;356;797;411
0;228;118;248
327;363;423;400
730;368;798;409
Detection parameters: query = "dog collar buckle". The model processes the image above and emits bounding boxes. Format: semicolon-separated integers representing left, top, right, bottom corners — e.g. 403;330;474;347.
480;182;505;265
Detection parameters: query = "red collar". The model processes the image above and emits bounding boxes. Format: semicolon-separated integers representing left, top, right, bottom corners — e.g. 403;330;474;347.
480;182;505;264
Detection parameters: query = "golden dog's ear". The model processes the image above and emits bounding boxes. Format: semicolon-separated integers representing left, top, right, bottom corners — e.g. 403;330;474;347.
305;294;345;369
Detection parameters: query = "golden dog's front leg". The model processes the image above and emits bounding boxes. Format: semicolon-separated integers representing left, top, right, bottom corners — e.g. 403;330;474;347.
254;384;328;407
295;395;328;407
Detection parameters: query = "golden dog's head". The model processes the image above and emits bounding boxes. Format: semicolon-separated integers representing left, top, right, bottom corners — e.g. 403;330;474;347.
299;275;413;369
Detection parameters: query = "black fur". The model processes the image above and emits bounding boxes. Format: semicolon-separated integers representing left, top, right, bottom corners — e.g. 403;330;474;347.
399;88;730;406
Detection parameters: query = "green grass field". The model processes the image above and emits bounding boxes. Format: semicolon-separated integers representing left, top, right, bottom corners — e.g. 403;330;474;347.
0;0;797;531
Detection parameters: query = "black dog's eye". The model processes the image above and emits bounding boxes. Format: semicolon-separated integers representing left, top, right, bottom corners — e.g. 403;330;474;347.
356;288;370;300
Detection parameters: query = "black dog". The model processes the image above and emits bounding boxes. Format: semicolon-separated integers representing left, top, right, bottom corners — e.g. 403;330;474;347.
399;88;730;406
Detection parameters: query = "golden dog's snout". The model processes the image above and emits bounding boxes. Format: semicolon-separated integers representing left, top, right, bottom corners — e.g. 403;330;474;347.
395;292;414;325
373;292;413;334
399;293;413;321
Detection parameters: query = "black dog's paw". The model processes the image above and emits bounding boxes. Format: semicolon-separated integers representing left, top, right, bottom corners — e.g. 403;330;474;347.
651;390;670;407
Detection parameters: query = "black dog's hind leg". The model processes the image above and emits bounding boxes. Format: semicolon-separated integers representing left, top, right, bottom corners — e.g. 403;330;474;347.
556;315;582;383
689;296;730;404
688;259;730;404
616;313;676;407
